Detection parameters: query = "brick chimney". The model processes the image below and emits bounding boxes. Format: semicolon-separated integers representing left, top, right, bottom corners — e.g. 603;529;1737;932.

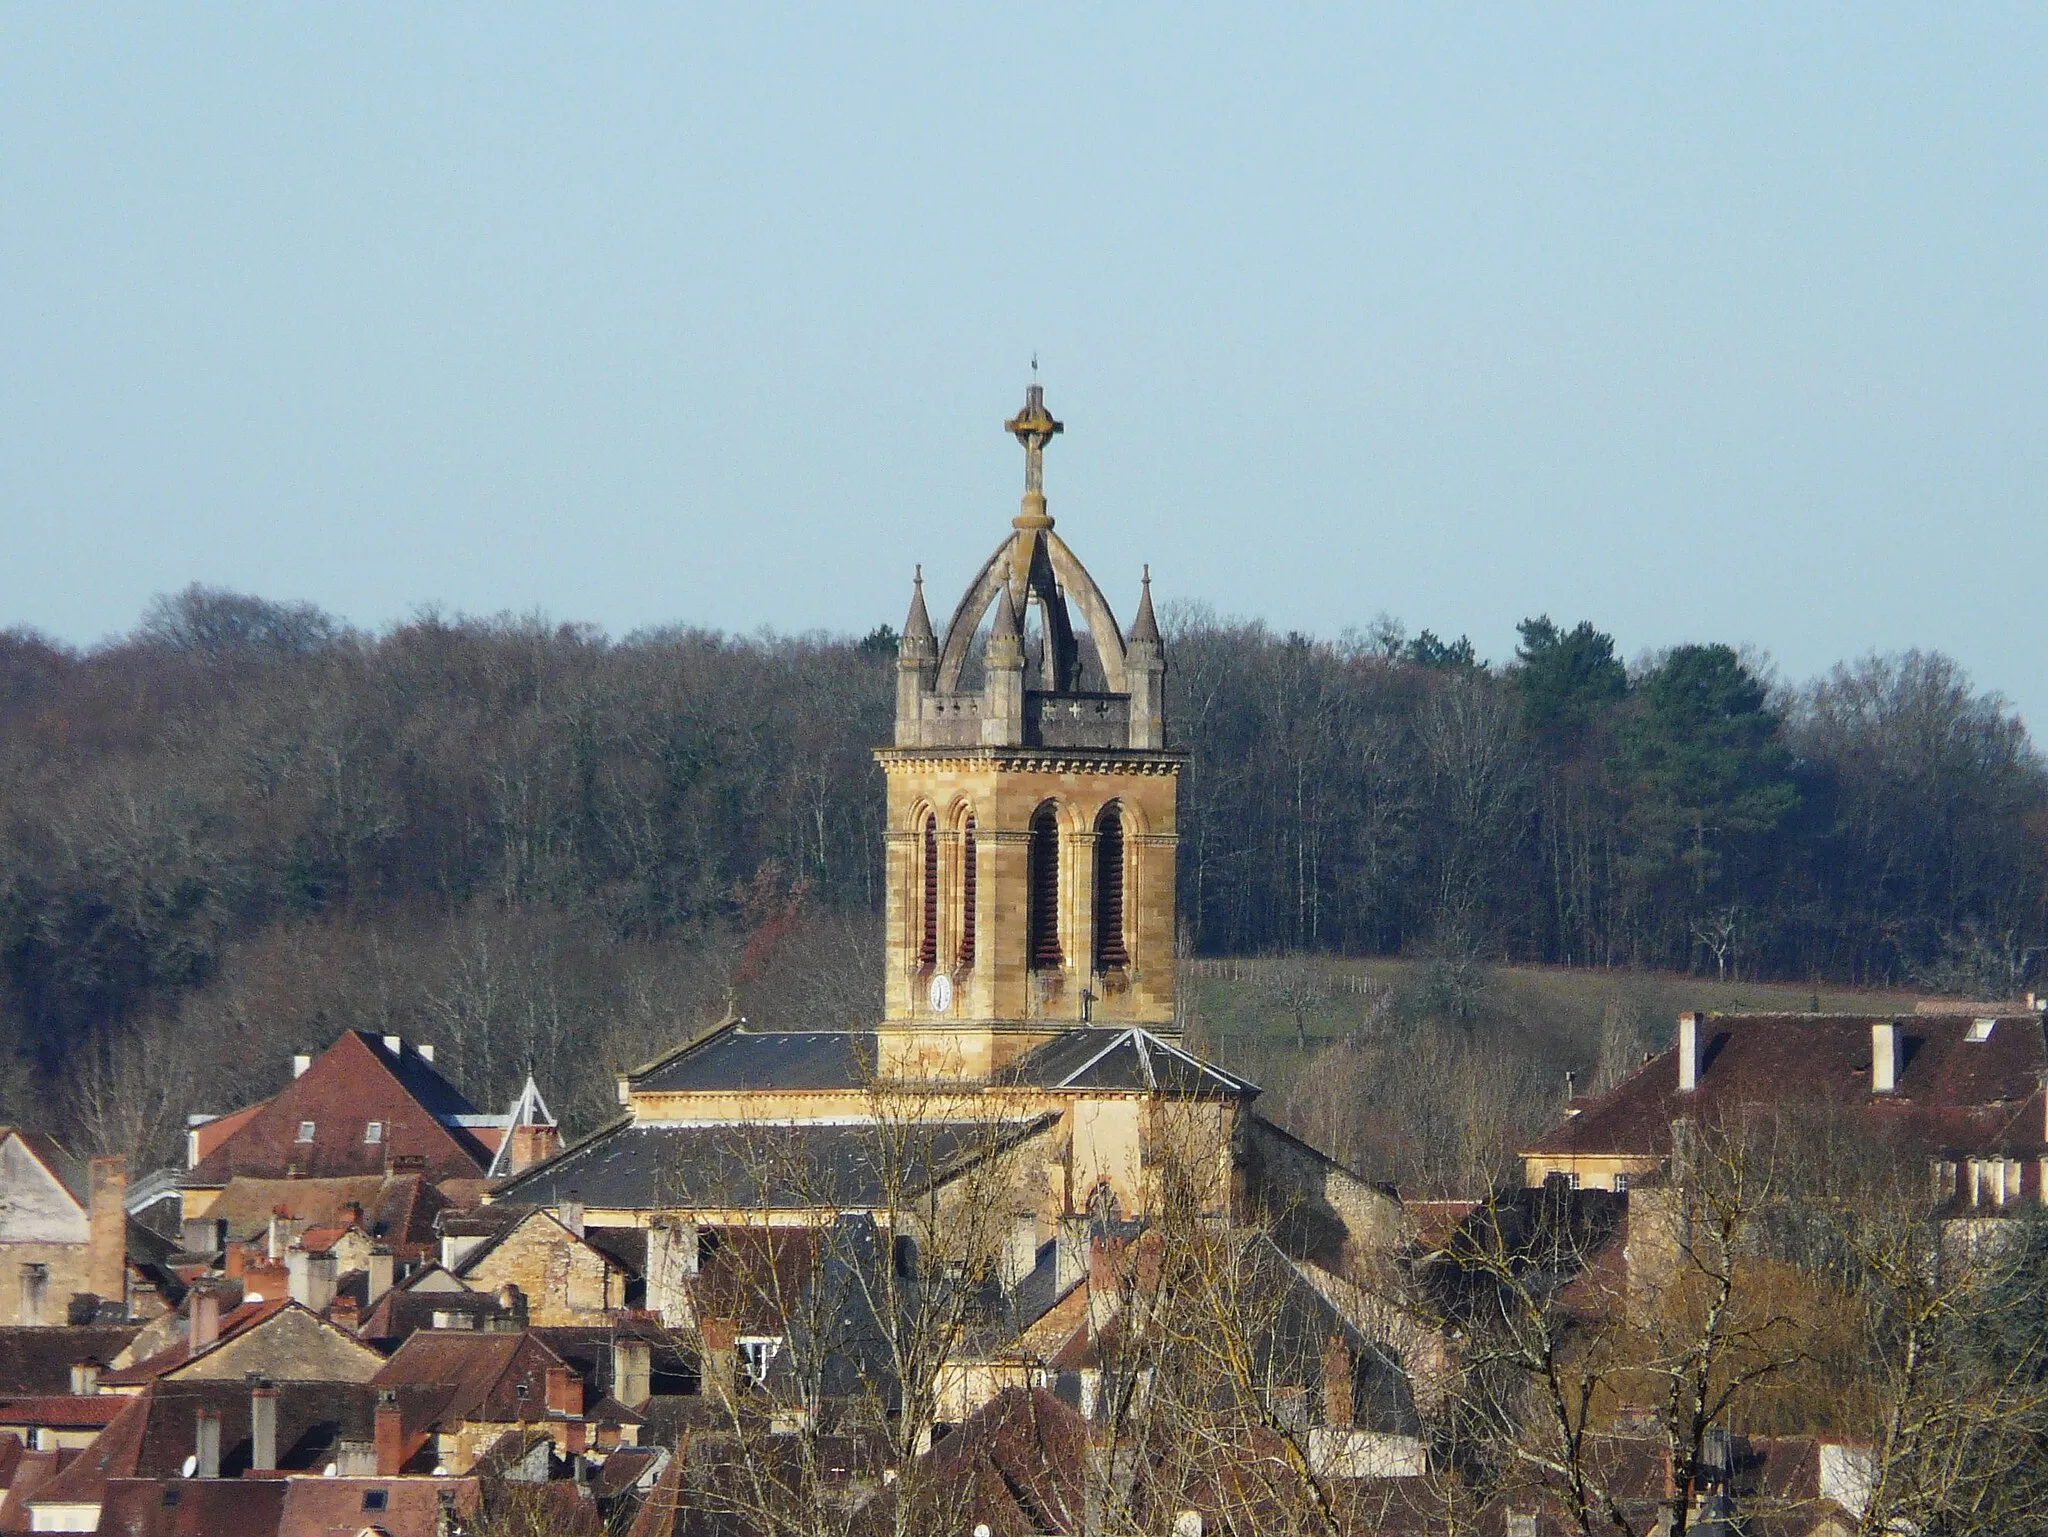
223;1242;246;1281
85;1157;126;1313
194;1407;221;1479
374;1390;404;1475
507;1123;562;1173
250;1378;278;1472
189;1285;221;1353
1872;1020;1900;1095
544;1363;581;1418
1678;1012;1703;1093
1321;1333;1354;1429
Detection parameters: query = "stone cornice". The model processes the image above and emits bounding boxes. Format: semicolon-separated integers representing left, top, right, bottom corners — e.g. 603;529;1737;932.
874;748;1186;776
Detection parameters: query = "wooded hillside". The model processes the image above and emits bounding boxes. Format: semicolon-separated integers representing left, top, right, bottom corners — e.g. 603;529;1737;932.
2;587;2041;1176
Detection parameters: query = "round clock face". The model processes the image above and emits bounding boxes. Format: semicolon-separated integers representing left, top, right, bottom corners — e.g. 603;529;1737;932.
927;974;953;1012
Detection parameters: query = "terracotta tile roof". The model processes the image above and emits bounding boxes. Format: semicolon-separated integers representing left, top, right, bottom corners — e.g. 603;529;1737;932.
370;1331;570;1435
276;1475;478;1537
0;1444;73;1535
93;1478;289;1537
188;1101;269;1168
868;1387;1086;1537
1524;1012;2048;1163
183;1033;494;1188
0;1396;127;1431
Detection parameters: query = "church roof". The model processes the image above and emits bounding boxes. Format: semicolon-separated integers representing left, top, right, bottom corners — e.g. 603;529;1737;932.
627;1024;877;1094
491;1114;1059;1214
996;1027;1258;1099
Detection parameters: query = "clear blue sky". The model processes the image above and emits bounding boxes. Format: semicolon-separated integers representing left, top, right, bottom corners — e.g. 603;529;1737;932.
4;9;2044;726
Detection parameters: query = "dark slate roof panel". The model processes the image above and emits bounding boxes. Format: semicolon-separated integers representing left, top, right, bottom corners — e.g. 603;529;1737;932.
997;1028;1257;1098
493;1115;1056;1212
629;1026;877;1093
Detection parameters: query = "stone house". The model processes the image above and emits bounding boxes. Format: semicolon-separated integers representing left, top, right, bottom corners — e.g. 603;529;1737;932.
0;1133;128;1326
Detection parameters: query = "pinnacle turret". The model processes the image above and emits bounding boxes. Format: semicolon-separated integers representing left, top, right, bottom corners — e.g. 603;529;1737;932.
1129;565;1161;646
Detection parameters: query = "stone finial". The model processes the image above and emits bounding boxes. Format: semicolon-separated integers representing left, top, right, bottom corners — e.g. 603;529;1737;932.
902;566;935;650
986;583;1024;670
1129;565;1161;647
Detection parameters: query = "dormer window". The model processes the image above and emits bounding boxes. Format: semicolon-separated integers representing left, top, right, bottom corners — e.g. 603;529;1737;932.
296;1121;316;1143
1969;1017;1996;1042
364;1121;384;1145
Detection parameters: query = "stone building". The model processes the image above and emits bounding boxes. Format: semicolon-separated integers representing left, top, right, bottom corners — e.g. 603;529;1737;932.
495;383;1398;1286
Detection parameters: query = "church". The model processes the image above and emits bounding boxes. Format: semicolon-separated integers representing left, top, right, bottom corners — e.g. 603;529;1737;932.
494;382;1397;1288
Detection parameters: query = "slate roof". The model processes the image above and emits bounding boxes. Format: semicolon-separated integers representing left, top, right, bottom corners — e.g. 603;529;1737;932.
0;1327;143;1394
493;1114;1058;1212
628;1024;878;1094
183;1033;495;1188
1524;1011;2048;1162
996;1027;1258;1098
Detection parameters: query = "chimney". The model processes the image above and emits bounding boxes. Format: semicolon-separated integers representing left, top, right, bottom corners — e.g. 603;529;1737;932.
86;1157;127;1312
1321;1333;1354;1429
69;1360;100;1396
330;1295;360;1332
223;1242;246;1280
182;1216;226;1258
289;1251;338;1311
366;1247;395;1304
417;1043;435;1063
612;1338;652;1410
1001;1214;1040;1291
507;1122;562;1173
375;1390;404;1475
189;1286;221;1353
1872;1021;1900;1095
700;1317;737;1405
1678;1012;1703;1093
292;1053;311;1078
544;1363;581;1418
250;1378;278;1472
559;1194;585;1238
194;1407;221;1478
644;1218;697;1327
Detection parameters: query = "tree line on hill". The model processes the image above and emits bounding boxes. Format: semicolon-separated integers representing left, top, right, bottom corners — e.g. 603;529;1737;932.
0;586;2041;1162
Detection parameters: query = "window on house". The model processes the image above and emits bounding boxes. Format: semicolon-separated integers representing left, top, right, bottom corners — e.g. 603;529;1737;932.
1093;802;1129;971
362;1490;388;1512
957;815;976;969
1612;1173;1630;1193
19;1265;47;1328
296;1121;316;1143
364;1121;384;1145
918;813;939;968
1028;803;1062;970
515;1381;529;1399
738;1337;783;1386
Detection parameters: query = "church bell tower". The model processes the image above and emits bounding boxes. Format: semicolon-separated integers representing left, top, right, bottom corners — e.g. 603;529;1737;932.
875;381;1182;1081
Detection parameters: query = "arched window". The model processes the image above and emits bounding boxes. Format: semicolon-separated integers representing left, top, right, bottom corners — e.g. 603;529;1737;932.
919;813;939;968
1094;801;1129;970
1028;804;1062;970
958;815;977;969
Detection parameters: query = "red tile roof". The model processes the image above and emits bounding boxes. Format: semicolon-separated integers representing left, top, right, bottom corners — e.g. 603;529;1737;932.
93;1478;288;1537
183;1033;494;1188
0;1396;128;1431
276;1475;478;1537
1524;1012;2048;1163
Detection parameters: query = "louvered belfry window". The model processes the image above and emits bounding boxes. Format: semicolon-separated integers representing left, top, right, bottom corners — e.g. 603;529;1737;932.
959;816;977;968
1028;804;1062;970
1094;802;1129;970
919;814;939;968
